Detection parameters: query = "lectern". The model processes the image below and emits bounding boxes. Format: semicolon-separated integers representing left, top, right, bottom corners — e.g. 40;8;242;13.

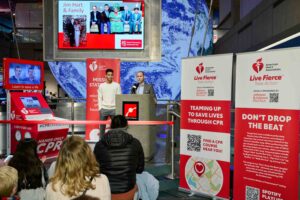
116;94;156;160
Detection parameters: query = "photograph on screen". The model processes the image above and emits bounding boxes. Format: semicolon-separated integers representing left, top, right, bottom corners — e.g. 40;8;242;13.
20;97;41;108
63;15;87;47
58;0;144;50
9;63;41;85
0;74;6;104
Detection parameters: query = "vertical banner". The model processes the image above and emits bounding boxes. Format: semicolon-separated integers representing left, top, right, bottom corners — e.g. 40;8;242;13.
234;48;300;200
180;54;233;199
86;58;120;141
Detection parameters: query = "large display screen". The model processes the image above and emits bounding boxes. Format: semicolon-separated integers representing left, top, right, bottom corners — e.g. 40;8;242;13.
3;58;44;90
58;0;144;50
8;63;41;85
20;97;42;108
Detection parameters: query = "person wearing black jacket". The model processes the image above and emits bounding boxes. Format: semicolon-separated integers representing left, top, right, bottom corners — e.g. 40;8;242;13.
100;4;111;34
90;6;101;33
66;18;75;47
94;115;144;198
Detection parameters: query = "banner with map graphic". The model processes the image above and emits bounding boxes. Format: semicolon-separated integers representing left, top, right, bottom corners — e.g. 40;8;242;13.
234;48;300;200
180;54;233;199
86;58;120;141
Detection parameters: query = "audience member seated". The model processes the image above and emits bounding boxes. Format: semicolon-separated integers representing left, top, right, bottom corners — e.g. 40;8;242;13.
130;7;142;34
0;166;18;198
45;136;111;200
8;139;48;200
109;5;123;33
94;115;144;200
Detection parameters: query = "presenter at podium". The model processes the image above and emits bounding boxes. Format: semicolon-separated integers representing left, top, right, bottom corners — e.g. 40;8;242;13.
98;69;122;137
130;71;156;99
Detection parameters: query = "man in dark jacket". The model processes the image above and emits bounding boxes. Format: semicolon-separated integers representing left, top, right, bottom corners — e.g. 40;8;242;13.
93;115;144;194
66;18;75;47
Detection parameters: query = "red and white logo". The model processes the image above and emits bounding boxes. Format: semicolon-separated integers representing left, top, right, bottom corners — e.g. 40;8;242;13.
252;58;264;73
194;161;205;177
121;40;142;48
123;103;138;120
21;108;29;115
89;61;98;72
196;63;204;74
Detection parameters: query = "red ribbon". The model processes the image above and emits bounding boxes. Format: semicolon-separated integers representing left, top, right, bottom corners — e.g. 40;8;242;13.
0;120;174;126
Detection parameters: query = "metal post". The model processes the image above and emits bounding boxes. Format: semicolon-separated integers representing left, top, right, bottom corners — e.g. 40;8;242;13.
170;114;175;179
71;100;74;135
165;101;171;163
166;114;176;180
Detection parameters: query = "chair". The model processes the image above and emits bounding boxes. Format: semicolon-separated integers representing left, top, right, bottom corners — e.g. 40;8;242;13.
111;185;138;200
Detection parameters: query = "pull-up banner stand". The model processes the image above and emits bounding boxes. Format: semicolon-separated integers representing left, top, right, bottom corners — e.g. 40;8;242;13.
180;54;233;199
234;48;300;200
85;58;120;141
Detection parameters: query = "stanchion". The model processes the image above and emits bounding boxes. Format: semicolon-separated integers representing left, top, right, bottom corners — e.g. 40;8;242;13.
71;100;74;135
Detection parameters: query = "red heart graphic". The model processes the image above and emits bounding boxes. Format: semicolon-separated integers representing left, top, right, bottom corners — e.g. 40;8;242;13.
194;161;205;177
196;63;204;74
252;58;264;73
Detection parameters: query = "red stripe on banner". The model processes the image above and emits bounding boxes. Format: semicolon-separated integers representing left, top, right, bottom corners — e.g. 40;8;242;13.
123;0;144;2
0;120;174;125
181;100;231;133
58;33;115;49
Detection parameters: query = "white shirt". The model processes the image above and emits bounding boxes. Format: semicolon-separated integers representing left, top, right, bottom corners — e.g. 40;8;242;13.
98;82;121;110
137;82;144;94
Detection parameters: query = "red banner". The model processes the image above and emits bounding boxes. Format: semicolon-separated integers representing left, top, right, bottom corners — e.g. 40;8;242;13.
234;108;299;199
234;49;300;200
180;54;233;199
85;58;120;141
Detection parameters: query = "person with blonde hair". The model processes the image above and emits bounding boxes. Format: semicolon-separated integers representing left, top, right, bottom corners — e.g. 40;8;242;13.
45;136;111;200
0;166;18;198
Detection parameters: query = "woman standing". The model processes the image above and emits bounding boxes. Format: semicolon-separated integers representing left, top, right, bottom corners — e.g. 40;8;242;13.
74;19;81;47
46;136;111;200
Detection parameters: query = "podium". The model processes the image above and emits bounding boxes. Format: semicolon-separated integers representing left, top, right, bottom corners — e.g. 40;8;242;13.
116;94;156;160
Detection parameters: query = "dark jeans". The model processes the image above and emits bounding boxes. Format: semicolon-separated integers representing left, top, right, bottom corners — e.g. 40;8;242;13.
99;108;115;138
101;22;111;34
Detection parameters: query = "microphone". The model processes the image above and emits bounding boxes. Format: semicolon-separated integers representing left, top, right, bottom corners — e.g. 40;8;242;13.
132;83;139;94
132;83;139;88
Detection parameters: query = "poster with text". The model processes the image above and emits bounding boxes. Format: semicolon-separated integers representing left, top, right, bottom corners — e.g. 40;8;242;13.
234;48;300;200
180;54;233;199
86;58;120;141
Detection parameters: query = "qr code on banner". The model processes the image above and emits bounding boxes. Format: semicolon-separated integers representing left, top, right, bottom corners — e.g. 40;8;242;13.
246;186;260;200
187;134;201;152
208;89;214;96
269;93;279;103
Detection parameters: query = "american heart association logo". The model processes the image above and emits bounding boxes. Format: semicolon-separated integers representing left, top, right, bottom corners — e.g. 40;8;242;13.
196;63;204;74
252;58;264;73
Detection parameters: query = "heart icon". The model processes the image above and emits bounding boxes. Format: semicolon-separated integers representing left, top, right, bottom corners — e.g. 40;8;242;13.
194;161;205;177
196;63;204;74
252;58;264;73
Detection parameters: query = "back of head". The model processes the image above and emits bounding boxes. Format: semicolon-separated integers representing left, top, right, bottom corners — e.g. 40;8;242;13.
110;115;128;129
8;139;43;190
51;136;99;197
0;166;18;197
